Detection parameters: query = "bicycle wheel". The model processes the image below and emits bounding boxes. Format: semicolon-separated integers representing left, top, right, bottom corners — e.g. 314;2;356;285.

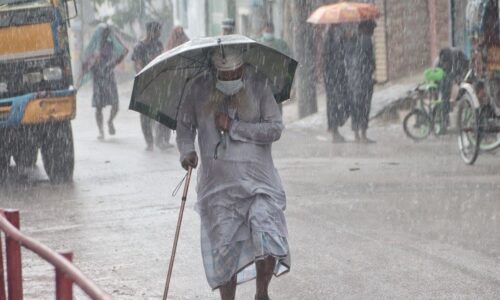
403;109;432;141
432;103;447;136
477;106;500;151
457;95;480;165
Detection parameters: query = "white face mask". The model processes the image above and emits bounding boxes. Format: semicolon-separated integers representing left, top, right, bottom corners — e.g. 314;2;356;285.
263;32;274;41
216;79;244;96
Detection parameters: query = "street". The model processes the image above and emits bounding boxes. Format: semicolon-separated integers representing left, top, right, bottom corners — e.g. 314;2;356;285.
1;80;500;299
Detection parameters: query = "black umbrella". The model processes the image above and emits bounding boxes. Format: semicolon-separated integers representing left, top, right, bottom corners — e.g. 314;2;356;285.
129;34;298;130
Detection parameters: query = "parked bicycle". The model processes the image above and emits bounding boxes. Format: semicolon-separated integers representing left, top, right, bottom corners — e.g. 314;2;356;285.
403;68;448;141
454;0;500;165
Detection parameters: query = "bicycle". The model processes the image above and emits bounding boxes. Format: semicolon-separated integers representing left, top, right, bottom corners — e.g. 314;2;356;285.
403;68;448;141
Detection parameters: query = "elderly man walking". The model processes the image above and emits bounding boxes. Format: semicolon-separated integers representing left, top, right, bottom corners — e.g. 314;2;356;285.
176;48;290;300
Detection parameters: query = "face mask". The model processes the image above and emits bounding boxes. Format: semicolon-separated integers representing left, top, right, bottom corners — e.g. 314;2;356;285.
263;32;274;41
216;79;244;96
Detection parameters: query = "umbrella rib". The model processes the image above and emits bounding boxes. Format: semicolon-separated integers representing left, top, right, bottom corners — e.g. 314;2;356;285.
138;58;208;97
173;66;209;125
178;52;210;67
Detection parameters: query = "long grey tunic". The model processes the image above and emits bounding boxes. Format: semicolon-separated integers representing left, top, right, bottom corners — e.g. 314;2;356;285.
176;66;290;289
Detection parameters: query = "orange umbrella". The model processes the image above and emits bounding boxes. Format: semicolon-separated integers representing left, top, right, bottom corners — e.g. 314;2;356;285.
307;2;380;24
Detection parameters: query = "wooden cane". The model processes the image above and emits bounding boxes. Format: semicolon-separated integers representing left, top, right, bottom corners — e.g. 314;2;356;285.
163;166;193;300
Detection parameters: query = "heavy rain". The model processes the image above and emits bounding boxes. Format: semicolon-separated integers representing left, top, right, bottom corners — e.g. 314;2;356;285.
0;0;499;299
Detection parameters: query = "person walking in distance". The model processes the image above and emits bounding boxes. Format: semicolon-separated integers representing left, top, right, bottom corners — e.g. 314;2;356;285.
82;24;128;140
132;21;171;150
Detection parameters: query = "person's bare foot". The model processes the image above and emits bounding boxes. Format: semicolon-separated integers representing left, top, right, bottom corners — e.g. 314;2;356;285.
332;131;346;143
108;121;116;135
97;129;105;140
360;131;376;144
145;144;154;151
354;131;361;143
360;136;376;144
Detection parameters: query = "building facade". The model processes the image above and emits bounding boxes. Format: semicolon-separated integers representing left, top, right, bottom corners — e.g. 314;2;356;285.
172;0;285;39
173;0;458;83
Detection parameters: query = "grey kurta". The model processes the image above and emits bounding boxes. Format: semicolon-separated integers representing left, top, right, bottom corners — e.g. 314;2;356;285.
176;66;290;289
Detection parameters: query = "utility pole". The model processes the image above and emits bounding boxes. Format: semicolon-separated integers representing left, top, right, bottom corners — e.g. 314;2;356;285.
292;0;317;118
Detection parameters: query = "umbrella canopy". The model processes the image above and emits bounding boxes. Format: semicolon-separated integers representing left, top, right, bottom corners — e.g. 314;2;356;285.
307;2;380;24
129;34;297;130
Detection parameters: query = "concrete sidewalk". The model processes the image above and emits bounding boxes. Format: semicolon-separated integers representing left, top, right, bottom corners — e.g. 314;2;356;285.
282;74;422;126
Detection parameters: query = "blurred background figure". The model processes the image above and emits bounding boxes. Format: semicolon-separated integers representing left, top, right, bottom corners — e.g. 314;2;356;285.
221;18;235;35
259;22;290;55
323;25;351;143
166;26;190;50
132;21;172;151
82;24;128;140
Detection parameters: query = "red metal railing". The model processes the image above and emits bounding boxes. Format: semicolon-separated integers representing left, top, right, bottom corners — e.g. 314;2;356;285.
0;209;112;300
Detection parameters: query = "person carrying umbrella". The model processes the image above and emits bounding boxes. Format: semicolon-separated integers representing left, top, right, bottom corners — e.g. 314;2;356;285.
308;2;380;143
344;20;376;143
129;35;296;299
322;24;351;143
82;24;128;140
176;47;290;300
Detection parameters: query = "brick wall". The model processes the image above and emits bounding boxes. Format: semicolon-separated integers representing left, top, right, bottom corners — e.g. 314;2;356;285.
384;0;431;79
436;0;451;51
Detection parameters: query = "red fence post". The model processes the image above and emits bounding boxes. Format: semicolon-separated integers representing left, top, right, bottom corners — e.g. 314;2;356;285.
0;231;7;300
56;251;73;300
4;210;22;300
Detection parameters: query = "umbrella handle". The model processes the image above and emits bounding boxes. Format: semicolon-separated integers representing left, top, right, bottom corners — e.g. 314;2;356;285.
163;167;193;300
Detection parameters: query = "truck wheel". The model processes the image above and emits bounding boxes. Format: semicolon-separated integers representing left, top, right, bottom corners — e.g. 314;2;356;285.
41;121;74;183
13;146;38;168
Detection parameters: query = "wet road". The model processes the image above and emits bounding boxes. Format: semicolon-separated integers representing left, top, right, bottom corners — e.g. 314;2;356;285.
1;81;500;299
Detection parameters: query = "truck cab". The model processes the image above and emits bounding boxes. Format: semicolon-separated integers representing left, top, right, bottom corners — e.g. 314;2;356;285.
0;0;77;183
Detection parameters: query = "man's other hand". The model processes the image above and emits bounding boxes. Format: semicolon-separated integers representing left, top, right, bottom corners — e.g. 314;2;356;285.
181;151;198;170
215;112;232;132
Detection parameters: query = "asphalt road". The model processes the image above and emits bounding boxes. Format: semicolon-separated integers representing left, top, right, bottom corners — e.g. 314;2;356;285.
1;81;499;299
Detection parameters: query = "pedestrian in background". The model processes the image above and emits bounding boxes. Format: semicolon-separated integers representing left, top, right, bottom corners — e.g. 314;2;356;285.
221;18;235;35
344;21;376;143
176;48;290;300
323;25;351;143
259;22;290;55
82;24;128;140
132;21;172;151
166;26;189;50
435;47;469;119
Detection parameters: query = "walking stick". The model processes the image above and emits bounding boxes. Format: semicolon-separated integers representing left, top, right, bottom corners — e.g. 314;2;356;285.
163;166;193;300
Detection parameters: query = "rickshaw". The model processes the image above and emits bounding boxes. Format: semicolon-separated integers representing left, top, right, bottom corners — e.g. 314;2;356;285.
457;0;500;164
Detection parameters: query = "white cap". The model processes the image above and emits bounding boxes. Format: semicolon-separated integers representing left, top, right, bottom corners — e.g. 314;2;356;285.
211;47;244;71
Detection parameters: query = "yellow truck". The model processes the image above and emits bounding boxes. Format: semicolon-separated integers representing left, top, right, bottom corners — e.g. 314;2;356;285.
0;0;77;183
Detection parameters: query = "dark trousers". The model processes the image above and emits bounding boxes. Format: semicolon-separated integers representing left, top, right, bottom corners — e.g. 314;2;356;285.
140;115;171;147
324;77;351;130
351;84;373;132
